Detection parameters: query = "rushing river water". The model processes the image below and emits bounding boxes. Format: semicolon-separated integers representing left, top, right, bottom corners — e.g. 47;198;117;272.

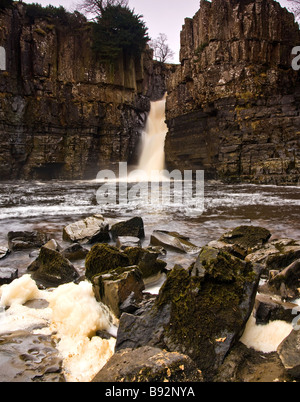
0;179;299;381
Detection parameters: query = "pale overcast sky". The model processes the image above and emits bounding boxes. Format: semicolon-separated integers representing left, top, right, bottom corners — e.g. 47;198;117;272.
22;0;293;63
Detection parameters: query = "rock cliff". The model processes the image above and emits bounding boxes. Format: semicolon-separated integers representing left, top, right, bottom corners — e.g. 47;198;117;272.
0;4;164;180
165;0;300;184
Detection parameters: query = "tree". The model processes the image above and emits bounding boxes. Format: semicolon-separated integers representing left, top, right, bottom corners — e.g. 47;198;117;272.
92;4;149;63
149;33;175;63
0;0;14;11
77;0;128;17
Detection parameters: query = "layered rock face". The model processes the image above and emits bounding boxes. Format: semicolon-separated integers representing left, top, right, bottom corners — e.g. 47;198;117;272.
165;0;300;184
0;4;160;180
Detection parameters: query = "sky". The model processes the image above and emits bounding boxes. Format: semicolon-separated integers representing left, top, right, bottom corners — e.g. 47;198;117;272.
22;0;293;63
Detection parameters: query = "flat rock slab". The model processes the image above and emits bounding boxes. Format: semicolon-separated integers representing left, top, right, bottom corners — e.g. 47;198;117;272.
0;330;65;382
63;215;110;244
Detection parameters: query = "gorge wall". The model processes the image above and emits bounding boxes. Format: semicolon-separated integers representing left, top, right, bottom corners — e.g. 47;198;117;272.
0;3;167;180
165;0;300;184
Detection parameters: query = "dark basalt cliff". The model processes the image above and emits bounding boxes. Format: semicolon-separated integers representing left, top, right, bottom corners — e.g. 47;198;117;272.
0;4;167;180
165;0;300;184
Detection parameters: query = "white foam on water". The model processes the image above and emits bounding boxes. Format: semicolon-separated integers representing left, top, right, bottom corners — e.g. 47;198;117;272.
240;314;293;353
0;276;117;382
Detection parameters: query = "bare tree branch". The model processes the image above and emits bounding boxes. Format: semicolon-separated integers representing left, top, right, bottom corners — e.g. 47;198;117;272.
76;0;128;17
149;33;175;63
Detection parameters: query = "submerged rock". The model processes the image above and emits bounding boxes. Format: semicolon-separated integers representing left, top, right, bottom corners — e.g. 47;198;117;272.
92;266;145;318
92;346;203;382
8;231;50;251
27;246;80;288
116;248;262;380
150;230;200;254
0;330;65;382
62;215;110;244
110;217;145;240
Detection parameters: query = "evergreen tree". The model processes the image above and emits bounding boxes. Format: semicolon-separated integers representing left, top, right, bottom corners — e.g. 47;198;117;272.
92;4;149;63
0;0;14;12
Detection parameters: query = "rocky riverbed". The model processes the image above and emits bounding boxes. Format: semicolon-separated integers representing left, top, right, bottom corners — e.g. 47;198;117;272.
0;211;300;382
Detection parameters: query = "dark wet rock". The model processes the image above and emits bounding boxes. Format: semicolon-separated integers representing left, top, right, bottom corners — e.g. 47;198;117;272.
0;330;65;382
124;246;167;278
27;246;79;288
61;243;89;261
254;294;298;325
116;250;262;381
92;266;145;318
92;346;203;382
85;244;130;281
246;238;300;275
219;226;271;255
63;215;110;244
215;342;288;382
110;217;145;240
0;268;18;285
277;329;300;379
268;259;300;300
116;236;141;249
150;230;200;254
7;231;50;251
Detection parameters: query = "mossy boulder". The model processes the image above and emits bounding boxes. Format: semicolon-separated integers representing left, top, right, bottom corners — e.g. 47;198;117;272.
85;244;130;281
27;246;79;288
219;226;271;254
116;247;262;381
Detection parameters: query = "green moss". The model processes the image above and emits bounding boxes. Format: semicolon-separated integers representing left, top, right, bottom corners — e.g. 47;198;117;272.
85;243;130;280
154;251;258;376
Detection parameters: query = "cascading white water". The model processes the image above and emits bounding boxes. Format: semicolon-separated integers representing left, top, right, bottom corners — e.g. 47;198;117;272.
135;94;168;180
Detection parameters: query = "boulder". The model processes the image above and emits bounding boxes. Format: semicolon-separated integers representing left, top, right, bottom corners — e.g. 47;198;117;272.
61;243;89;261
150;230;200;254
277;329;300;379
268;259;300;300
215;341;288;382
219;226;271;255
124;246;167;278
110;217;145;240
246;238;300;275
62;215;110;244
254;294;298;325
92;346;203;382
85;244;130;281
27;246;80;288
92;266;145;318
0;268;18;285
116;248;262;381
116;236;141;249
43;239;61;252
7;231;50;251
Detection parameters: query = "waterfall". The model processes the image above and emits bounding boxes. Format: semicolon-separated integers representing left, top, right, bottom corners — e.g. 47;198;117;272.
135;94;168;180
